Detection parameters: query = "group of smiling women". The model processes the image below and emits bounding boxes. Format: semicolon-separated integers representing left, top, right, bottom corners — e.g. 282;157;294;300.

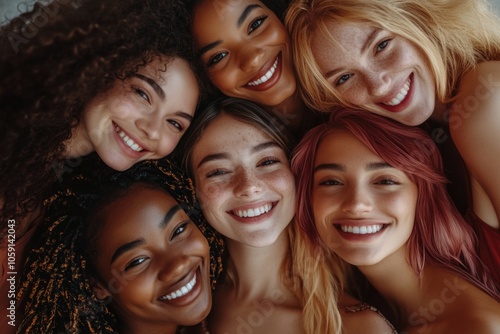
1;0;499;333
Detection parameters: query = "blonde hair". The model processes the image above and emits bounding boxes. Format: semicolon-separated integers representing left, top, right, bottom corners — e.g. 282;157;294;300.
285;0;500;112
288;221;349;334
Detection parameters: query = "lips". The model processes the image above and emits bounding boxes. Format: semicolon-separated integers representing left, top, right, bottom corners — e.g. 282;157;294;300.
159;273;197;301
382;77;411;106
115;124;145;152
337;224;384;235
377;73;414;113
232;203;273;218
244;53;282;91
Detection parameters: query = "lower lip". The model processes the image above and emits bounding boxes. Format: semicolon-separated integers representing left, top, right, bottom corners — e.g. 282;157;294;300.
112;122;146;159
244;54;283;92
158;268;203;307
229;203;277;224
334;225;387;242
379;73;414;113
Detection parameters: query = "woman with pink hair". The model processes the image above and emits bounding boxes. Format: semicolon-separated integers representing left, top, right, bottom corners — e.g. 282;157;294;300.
291;109;500;333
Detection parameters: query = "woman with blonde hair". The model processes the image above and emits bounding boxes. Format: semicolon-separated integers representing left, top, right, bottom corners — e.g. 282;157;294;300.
285;0;500;282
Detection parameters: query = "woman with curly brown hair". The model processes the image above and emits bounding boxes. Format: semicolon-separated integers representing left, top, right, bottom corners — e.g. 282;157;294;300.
0;1;205;332
0;0;204;235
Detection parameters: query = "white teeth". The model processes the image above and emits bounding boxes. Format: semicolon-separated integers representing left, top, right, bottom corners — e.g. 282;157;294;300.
233;203;273;218
247;57;278;86
115;125;144;152
383;78;411;106
340;225;383;235
159;274;197;301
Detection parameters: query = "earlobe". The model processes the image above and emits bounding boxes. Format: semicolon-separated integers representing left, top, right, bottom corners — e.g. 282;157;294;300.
92;280;112;302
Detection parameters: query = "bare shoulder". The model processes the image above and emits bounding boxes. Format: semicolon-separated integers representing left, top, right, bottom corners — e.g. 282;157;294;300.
339;294;396;334
440;308;500;334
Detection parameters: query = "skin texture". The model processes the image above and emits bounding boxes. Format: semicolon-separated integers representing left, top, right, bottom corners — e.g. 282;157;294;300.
190;113;295;248
312;129;417;267
93;185;211;334
311;21;435;126
192;0;296;108
68;57;199;171
310;129;500;333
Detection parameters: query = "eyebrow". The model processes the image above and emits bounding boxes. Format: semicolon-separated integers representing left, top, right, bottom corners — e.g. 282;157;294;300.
133;73;166;100
198;4;262;57
323;27;381;80
237;4;261;27
196;141;280;169
110;204;181;264
314;161;392;173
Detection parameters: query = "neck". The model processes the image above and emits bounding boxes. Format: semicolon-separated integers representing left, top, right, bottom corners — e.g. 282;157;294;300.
264;91;306;134
64;122;94;158
224;230;291;300
358;248;465;329
430;99;448;124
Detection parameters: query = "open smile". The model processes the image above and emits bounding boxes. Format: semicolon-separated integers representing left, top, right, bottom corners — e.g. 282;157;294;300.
159;273;197;301
231;203;274;218
244;53;282;91
114;124;145;152
336;224;385;235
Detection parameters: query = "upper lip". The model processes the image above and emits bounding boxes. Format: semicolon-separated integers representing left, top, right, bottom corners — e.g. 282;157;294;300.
229;201;276;218
157;267;198;301
244;53;280;87
114;122;151;152
376;75;411;105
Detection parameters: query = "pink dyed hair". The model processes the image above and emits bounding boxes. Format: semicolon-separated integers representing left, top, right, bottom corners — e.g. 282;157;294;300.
291;109;499;298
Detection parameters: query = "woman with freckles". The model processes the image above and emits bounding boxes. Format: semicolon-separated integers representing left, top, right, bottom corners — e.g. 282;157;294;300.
0;1;202;330
285;0;500;281
181;97;397;333
291;109;500;333
185;0;325;136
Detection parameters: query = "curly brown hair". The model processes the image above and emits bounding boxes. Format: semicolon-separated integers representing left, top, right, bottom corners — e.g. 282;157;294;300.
0;0;205;236
17;155;224;333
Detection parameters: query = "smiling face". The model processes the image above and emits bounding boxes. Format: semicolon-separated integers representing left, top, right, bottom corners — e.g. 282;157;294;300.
312;130;417;268
190;113;295;247
73;57;199;171
192;0;296;107
93;185;211;332
311;21;435;125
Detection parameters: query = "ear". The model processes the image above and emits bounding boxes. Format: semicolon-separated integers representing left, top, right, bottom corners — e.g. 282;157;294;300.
92;279;112;301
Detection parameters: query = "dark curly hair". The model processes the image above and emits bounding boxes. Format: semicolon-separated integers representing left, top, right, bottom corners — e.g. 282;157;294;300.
0;0;206;237
17;155;224;333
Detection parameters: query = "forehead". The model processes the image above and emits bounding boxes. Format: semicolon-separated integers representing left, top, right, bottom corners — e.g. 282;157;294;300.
202;114;272;147
312;20;376;63
193;0;264;36
316;129;377;161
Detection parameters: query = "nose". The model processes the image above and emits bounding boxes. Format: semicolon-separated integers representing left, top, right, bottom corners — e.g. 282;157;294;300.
239;45;265;73
158;254;191;283
341;185;372;215
136;113;161;140
362;68;392;98
233;169;263;197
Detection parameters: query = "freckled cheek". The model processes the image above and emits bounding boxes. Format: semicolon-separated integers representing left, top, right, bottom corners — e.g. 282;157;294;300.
195;182;230;217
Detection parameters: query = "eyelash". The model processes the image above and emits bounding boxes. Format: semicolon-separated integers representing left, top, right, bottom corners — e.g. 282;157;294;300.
248;15;267;34
171;222;189;240
124;257;147;271
134;87;150;103
335;37;393;86
167;120;184;132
